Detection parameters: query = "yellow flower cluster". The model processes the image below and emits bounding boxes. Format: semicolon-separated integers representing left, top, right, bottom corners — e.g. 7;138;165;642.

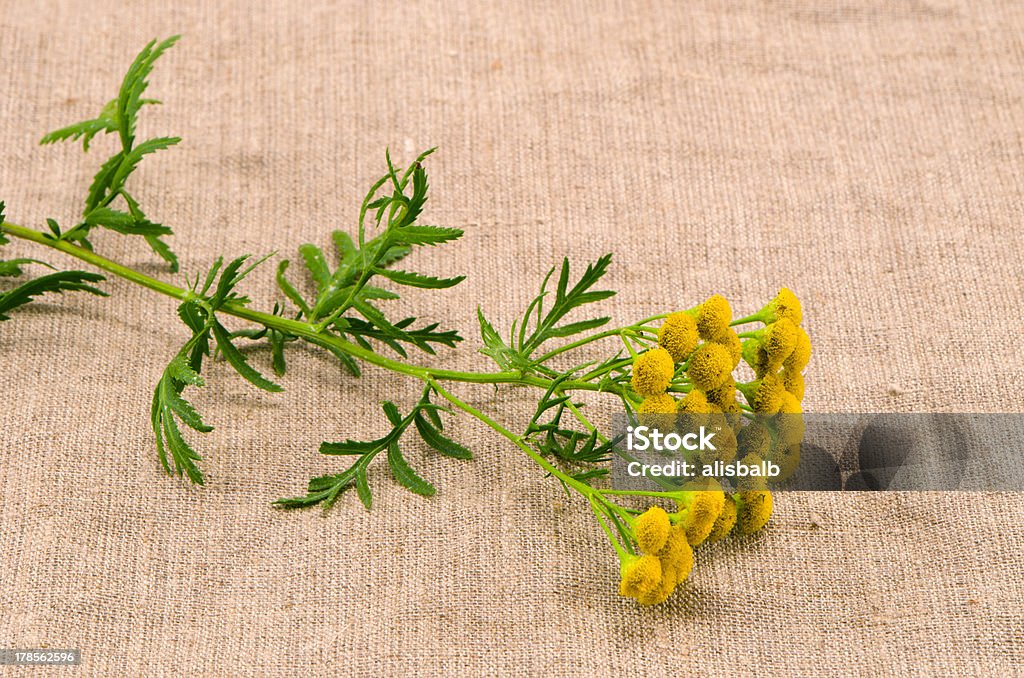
620;506;693;605
734;288;811;483
618;482;777;605
616;289;812;604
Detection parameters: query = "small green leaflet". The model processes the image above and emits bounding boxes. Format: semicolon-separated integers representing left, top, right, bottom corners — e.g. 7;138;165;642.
373;268;465;289
40;37;181;271
476;307;531;371
276;391;469;510
0;270;107;321
414;414;472;459
39;98;119;151
519;254;614;355
212;321;283;393
116;36;181;149
388;225;463;246
387;441;436;496
152;349;210;485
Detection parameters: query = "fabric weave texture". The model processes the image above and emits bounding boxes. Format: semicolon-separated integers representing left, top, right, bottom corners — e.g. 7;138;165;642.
1;1;1022;675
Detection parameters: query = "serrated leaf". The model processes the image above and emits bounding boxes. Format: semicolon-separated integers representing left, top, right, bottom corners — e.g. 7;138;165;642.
387;442;436;496
161;410;205;485
85;151;124;213
0;270;107;321
520;254;615;355
351;299;412;344
40;98;118;151
274;466;359;509
355;464;373;510
166;354;204;386
381;401;403;427
84;206;172;236
83;206;134;228
377;244;411;267
117;36;180;149
275;260;311;316
269;329;287;376
388;225;462;246
404;161;429;225
415;414;472;459
477;307;525;370
545;317;611;339
332;230;357;263
163;381;213;433
210;254;271;307
299;243;330;293
109;136;180;189
145;234;179;272
358;285;401;301
212;321;283;392
319;439;382;455
374;268;465;289
425;404;444;431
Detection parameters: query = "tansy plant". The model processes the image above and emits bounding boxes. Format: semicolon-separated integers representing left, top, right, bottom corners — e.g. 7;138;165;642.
0;38;810;606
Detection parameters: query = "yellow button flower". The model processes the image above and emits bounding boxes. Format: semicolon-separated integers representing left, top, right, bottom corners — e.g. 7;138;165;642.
686;342;733;391
633;506;671;554
737;420;772;458
713;328;743;369
748;318;798;372
734;288;803;326
703;494;738;543
696;294;732;340
780;367;805;402
784;325;811;372
767;288;802;325
677;389;714;414
733;490;773;536
639;393;677;414
630;347;675;396
657;312;699;363
704;377;736;408
678;487;726;546
619;554;663;599
738;374;786;414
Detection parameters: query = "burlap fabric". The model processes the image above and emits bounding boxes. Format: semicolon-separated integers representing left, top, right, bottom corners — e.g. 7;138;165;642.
2;2;1023;675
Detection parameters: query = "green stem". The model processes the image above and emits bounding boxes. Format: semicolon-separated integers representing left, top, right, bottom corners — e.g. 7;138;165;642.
731;310;767;326
426;379;596;497
533;317;663;363
428;378;658;554
589;496;629;559
564;399;609;444
601;488;688;498
0;221;628;397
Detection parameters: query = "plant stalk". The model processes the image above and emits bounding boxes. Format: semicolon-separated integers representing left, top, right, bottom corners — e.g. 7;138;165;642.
0;221;628;397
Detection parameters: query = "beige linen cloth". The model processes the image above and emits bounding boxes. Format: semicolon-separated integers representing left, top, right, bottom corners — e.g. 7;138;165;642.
2;2;1023;675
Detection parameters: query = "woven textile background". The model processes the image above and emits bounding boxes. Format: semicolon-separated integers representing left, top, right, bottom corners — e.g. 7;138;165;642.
2;1;1023;675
